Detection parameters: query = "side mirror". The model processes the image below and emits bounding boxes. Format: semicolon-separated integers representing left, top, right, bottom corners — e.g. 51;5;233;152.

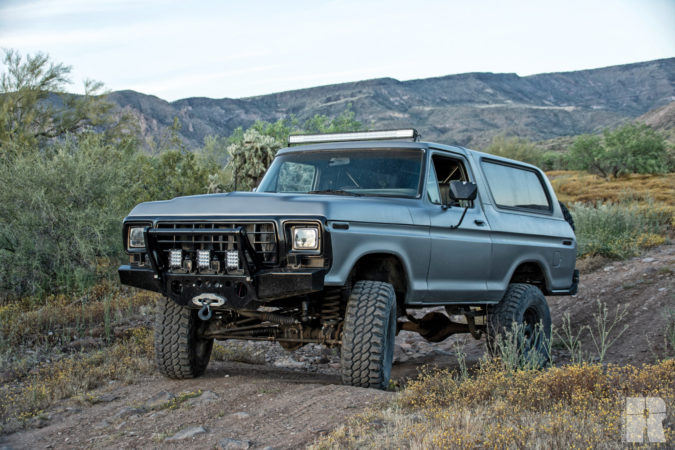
449;181;477;201
447;181;477;230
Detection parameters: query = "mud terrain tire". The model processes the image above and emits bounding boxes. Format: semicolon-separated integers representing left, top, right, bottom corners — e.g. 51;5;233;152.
559;201;575;232
340;280;396;390
155;296;213;379
487;283;551;366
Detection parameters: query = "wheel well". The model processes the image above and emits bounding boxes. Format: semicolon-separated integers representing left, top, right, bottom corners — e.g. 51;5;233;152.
349;253;407;309
509;262;547;293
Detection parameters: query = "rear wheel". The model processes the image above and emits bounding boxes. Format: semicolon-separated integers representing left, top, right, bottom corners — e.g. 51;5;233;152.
155;296;213;379
487;283;551;367
340;280;396;389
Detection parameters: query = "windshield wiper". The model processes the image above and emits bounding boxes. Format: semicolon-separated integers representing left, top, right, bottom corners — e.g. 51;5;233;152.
307;189;363;197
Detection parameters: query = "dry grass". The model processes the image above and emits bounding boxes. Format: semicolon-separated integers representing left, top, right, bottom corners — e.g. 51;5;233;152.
0;281;158;350
0;282;159;433
0;326;154;433
313;360;675;449
548;171;675;206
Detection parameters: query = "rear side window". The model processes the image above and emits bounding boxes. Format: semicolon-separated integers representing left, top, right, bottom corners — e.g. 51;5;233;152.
481;160;551;212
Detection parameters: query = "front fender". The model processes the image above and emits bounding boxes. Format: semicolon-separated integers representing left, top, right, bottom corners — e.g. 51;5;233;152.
323;221;429;303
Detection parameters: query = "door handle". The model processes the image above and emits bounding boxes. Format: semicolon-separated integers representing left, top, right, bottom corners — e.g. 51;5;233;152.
474;220;485;226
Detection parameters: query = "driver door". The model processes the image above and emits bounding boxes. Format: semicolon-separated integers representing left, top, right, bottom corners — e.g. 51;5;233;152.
425;152;492;302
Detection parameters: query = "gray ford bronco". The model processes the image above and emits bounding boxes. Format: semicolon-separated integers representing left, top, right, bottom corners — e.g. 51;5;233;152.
119;129;578;389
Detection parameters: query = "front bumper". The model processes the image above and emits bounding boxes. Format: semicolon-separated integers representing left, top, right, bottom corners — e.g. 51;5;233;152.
118;265;326;308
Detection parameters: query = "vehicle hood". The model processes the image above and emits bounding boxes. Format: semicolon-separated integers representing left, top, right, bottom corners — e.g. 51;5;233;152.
126;192;419;225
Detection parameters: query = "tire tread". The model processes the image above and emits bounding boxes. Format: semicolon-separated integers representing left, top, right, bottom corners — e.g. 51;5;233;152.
341;281;396;389
154;297;212;379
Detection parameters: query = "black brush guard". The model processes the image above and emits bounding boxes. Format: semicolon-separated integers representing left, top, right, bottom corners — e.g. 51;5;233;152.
118;226;325;309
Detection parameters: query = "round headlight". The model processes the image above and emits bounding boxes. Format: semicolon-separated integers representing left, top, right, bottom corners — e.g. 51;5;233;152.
292;227;318;250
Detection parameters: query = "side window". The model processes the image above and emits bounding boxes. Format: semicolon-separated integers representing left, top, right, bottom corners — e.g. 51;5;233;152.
481;160;551;212
277;162;316;192
427;154;469;206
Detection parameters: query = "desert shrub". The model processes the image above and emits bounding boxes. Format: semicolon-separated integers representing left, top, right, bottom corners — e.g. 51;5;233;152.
315;360;675;449
0;134;145;299
0;128;224;300
540;150;569;170
571;200;670;259
484;134;545;167
135;148;219;202
489;321;551;372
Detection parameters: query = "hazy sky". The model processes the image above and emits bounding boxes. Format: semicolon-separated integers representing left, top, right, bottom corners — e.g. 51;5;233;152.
1;0;673;101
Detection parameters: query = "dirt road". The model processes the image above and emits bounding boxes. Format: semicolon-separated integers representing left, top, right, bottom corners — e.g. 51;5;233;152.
1;360;394;449
1;245;672;449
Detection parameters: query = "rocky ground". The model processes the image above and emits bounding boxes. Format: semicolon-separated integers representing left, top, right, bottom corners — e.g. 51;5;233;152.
1;245;672;449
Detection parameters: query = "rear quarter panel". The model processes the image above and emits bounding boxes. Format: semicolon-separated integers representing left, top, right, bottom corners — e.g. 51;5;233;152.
468;151;577;297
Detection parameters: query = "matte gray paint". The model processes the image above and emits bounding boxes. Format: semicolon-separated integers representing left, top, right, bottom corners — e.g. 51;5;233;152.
124;140;577;305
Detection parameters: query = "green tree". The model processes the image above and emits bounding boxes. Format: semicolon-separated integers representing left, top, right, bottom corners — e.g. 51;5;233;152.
0;49;116;155
568;134;608;176
568;123;671;177
604;123;671;175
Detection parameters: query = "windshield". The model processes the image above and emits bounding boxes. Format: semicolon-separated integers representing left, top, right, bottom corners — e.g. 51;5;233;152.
257;148;424;198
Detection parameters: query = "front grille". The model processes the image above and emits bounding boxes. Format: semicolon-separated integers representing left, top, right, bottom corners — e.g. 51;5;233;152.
154;222;278;270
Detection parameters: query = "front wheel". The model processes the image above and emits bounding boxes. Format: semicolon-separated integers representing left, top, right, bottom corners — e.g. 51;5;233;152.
154;296;213;379
340;280;396;390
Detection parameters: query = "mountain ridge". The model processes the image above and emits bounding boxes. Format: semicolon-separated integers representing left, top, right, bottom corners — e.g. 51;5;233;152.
108;58;675;149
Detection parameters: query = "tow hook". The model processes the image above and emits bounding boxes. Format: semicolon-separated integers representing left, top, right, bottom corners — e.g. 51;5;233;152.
198;303;212;321
192;294;226;321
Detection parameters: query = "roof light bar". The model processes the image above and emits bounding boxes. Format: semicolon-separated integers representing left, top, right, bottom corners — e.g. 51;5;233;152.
288;128;419;145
